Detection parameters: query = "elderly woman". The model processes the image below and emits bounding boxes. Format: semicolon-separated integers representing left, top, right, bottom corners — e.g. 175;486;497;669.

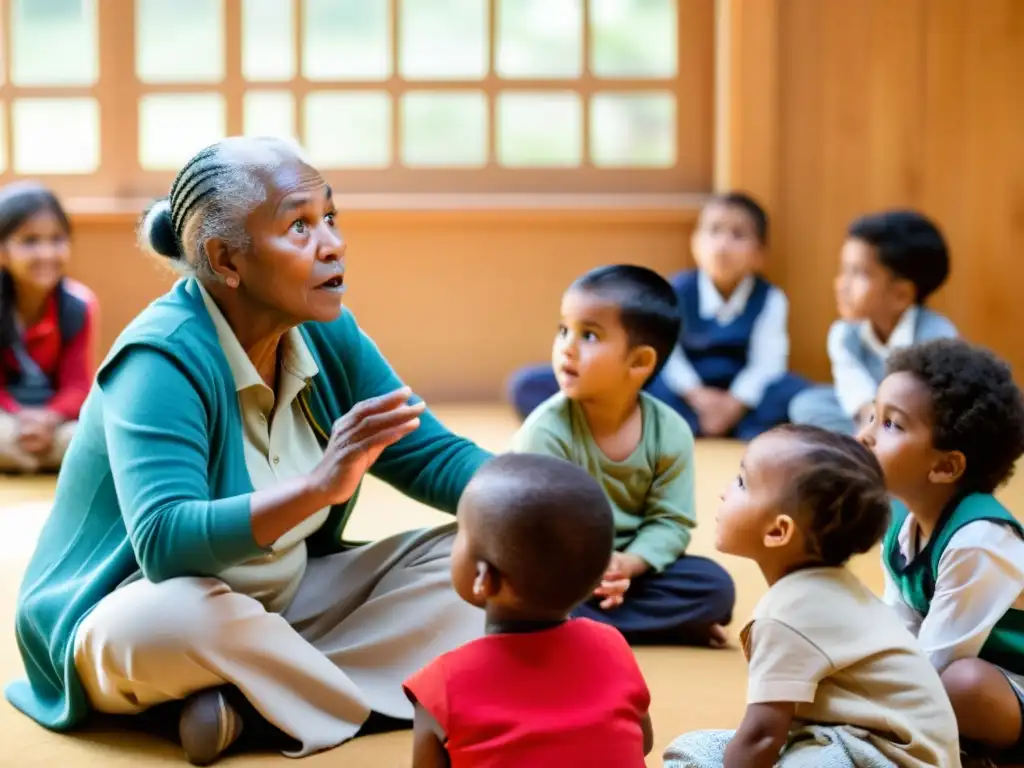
5;137;491;765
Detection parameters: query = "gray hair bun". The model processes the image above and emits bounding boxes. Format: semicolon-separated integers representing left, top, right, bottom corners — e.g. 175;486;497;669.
138;198;182;260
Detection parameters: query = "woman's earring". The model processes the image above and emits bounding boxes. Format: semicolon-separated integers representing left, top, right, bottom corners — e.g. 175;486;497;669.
226;275;239;288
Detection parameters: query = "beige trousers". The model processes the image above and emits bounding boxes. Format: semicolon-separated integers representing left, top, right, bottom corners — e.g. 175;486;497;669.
73;522;483;757
0;412;76;472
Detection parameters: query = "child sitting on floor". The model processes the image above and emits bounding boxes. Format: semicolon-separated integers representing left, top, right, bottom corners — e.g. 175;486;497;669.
664;425;960;768
0;182;97;473
860;339;1024;765
403;452;653;768
510;265;735;647
649;192;807;439
789;209;956;435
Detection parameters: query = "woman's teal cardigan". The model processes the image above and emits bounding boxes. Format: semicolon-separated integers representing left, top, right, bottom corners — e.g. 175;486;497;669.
4;278;491;731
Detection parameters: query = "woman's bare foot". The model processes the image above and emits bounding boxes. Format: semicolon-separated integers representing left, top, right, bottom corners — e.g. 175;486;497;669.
708;623;729;649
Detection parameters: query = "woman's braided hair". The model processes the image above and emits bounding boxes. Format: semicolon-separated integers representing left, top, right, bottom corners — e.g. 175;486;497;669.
136;136;306;279
773;424;891;566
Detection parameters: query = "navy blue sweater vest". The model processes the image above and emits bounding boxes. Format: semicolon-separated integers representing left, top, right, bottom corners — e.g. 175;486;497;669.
670;270;770;389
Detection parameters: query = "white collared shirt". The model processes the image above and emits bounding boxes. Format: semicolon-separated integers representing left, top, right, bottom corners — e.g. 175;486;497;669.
882;514;1024;674
827;306;919;417
197;282;328;613
661;272;790;407
860;305;919;361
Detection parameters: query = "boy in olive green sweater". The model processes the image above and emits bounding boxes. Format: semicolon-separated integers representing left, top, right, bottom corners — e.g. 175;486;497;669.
512;265;735;646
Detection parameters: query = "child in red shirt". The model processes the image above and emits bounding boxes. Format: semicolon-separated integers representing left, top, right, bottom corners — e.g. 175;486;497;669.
0;182;97;473
403;452;654;768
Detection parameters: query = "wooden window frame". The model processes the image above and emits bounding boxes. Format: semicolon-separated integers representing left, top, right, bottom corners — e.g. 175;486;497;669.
0;0;713;201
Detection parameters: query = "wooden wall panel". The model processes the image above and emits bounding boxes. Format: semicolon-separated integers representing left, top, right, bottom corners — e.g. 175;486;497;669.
775;0;1024;382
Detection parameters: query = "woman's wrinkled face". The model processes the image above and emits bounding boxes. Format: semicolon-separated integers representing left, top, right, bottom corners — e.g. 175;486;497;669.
237;159;347;325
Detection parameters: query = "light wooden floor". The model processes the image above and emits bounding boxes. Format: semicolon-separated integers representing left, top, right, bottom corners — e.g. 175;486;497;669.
1;404;1022;767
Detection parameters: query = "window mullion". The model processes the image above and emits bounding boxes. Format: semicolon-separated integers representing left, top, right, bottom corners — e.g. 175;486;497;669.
1;0;11;179
97;0;139;197
225;0;243;136
581;0;592;169
389;0;400;169
486;0;496;168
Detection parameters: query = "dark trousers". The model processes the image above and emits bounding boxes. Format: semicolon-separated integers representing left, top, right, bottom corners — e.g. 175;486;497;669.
645;372;809;441
507;364;808;441
572;555;735;645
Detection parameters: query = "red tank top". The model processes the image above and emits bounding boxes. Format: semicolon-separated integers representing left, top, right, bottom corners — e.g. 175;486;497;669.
403;618;650;767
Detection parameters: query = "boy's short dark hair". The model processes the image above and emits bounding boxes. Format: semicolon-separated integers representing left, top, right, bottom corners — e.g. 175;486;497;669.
570;264;680;381
710;191;769;246
773;424;890;567
465;453;614;613
847;210;950;303
887;339;1024;494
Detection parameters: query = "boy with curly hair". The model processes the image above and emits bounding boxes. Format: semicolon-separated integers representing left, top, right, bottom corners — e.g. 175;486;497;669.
859;338;1024;763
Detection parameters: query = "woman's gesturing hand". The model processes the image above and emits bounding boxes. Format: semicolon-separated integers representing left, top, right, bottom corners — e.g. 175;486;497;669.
309;387;425;506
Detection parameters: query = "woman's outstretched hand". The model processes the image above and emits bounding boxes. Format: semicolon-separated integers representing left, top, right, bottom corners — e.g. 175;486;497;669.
310;386;426;506
251;387;425;549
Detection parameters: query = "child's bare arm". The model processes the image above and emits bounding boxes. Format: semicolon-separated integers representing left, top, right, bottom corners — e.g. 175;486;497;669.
723;701;794;768
412;703;450;768
640;711;654;755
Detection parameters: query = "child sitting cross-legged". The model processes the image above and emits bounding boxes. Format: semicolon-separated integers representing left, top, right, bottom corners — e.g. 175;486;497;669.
664;425;960;768
403;452;654;768
860;338;1024;765
511;265;735;647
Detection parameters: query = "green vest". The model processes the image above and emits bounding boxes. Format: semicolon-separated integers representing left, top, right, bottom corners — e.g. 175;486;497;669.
883;493;1024;674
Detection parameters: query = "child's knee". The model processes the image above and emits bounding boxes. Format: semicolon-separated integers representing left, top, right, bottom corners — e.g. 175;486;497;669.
941;658;991;704
940;658;1018;722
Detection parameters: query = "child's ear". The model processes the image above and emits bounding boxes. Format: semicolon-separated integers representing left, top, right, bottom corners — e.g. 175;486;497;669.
763;514;796;549
929;450;966;485
628;344;657;381
472;560;501;600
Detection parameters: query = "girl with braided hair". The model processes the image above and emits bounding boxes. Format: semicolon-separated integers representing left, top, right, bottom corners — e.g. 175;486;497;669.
6;137;491;765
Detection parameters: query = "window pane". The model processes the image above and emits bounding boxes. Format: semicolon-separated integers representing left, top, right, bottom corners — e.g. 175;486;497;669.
139;94;226;171
136;0;224;83
13;98;99;174
244;91;296;140
591;0;677;78
304;0;389;80
400;0;487;80
12;0;97;86
590;92;675;167
304;92;391;168
243;0;294;81
496;0;580;79
497;92;581;167
402;91;486;167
